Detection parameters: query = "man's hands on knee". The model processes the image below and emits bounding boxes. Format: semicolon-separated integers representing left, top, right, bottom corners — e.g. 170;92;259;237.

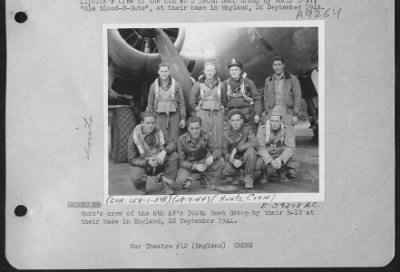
147;157;158;168
156;150;167;165
271;158;282;169
193;164;207;172
229;148;237;162
205;155;215;167
231;159;243;169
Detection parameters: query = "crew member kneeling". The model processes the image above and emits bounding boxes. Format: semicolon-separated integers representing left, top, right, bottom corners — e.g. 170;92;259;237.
256;109;296;183
127;112;178;195
176;116;224;191
222;110;258;189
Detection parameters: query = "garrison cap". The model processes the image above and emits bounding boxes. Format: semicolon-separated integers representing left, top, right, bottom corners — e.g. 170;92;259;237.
268;108;283;118
228;109;244;120
141;111;156;120
228;58;243;69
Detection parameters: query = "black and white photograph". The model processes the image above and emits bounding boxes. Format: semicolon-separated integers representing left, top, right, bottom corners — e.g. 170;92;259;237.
5;0;395;269
106;22;324;200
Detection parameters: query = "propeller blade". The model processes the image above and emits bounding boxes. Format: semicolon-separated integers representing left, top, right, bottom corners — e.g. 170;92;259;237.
153;28;193;111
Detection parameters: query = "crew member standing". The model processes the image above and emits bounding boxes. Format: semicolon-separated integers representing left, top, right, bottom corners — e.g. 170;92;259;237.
222;110;259;189
264;56;302;133
256;109;297;183
189;62;226;149
147;63;186;141
223;58;262;133
127;112;179;195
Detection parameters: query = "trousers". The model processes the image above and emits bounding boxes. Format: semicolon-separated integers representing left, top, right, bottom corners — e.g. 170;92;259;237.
155;112;180;141
222;148;258;177
129;152;178;194
175;158;225;189
196;108;224;149
255;155;298;175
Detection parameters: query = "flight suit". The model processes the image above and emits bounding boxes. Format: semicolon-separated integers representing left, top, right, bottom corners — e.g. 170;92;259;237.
224;74;262;133
147;76;186;141
255;120;297;181
264;72;302;131
127;124;178;195
189;76;227;149
222;124;259;188
176;131;223;190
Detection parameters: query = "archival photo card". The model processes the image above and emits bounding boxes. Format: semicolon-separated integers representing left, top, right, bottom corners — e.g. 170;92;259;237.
5;0;394;269
105;21;325;204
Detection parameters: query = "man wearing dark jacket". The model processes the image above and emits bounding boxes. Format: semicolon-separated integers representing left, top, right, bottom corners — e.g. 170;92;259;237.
127;111;178;195
224;58;262;133
222;109;259;189
176;116;224;191
264;56;302;132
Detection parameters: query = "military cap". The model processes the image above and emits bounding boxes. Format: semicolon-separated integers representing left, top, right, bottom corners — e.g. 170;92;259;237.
141;111;156;120
228;109;244;120
228;58;243;69
269;108;283;117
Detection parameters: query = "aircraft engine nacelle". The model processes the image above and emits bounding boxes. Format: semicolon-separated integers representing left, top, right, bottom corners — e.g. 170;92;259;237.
108;28;186;77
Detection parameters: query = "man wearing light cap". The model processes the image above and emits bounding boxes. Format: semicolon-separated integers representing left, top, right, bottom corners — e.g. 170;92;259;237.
127;111;179;195
264;56;302;133
223;58;262;133
222;109;258;189
255;108;297;183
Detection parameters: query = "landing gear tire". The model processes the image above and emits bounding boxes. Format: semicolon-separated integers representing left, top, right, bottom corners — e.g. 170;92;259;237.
110;107;136;163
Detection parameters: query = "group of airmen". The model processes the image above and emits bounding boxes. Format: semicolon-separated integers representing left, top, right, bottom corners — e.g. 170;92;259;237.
127;56;302;195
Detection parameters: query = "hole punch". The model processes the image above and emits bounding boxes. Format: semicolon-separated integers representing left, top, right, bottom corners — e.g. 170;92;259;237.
14;12;28;23
14;205;27;217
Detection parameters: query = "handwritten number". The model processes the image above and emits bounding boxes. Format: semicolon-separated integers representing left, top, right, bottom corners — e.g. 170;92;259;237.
305;8;312;19
297;6;342;20
333;7;342;19
296;10;303;20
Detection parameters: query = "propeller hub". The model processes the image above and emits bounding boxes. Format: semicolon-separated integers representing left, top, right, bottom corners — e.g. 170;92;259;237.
135;29;156;38
118;28;180;54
